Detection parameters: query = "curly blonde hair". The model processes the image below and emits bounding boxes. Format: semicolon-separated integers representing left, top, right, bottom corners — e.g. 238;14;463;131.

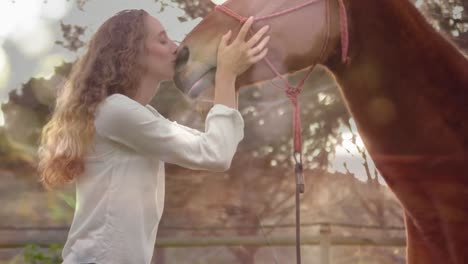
38;9;149;190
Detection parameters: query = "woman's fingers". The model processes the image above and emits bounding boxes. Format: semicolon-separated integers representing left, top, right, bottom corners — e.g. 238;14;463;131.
219;30;232;49
248;35;270;56
235;16;254;43
250;48;269;64
246;25;270;48
217;17;270;76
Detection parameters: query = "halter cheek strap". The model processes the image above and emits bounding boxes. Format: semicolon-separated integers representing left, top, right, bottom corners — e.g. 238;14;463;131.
338;0;349;63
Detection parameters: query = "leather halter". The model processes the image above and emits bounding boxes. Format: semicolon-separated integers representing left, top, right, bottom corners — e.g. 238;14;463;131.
215;1;349;263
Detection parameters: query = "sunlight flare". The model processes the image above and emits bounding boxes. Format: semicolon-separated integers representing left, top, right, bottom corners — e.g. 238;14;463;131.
0;47;11;94
211;0;228;5
34;54;65;79
10;20;54;57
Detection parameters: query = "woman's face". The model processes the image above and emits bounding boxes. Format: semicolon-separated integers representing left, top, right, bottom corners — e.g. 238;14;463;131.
142;15;178;81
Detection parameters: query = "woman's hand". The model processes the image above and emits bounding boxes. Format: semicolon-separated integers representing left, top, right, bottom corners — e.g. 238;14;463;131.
217;16;270;77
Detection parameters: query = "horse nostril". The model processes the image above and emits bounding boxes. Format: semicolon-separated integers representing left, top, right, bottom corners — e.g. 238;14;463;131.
175;46;189;69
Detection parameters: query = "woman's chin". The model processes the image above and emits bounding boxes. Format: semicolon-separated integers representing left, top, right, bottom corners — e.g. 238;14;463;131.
159;72;174;82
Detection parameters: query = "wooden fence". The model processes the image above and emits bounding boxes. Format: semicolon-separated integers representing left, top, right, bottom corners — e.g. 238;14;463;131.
0;223;406;264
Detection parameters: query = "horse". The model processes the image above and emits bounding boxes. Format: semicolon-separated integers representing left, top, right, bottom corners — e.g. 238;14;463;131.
173;0;468;263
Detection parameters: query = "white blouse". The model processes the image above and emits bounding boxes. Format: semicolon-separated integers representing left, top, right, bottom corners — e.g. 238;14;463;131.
61;93;244;264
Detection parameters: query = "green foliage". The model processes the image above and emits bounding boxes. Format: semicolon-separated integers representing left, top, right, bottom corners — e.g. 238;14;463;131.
23;244;63;264
56;191;76;210
45;191;76;222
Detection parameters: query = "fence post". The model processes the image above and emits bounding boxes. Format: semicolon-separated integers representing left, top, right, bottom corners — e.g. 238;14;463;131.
319;223;331;264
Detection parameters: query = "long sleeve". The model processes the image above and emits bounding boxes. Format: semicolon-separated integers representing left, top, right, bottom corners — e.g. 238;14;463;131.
94;94;244;172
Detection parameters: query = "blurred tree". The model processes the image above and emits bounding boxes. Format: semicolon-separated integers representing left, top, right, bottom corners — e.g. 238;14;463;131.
55;22;87;52
172;0;214;19
417;0;468;52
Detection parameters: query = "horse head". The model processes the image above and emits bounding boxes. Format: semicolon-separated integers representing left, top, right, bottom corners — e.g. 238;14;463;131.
174;0;343;99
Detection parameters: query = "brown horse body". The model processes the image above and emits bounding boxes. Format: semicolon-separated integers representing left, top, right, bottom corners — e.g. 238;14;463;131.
326;1;468;263
175;0;468;263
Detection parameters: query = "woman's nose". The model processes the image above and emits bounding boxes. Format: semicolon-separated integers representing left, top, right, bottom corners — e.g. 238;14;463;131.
175;46;190;70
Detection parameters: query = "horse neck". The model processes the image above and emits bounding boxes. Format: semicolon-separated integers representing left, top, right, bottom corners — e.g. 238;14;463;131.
325;0;468;156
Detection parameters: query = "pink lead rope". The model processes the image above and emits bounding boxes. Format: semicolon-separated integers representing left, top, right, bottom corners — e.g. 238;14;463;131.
215;1;349;264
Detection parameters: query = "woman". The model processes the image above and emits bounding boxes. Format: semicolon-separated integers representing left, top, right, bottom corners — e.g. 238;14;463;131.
37;9;269;264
